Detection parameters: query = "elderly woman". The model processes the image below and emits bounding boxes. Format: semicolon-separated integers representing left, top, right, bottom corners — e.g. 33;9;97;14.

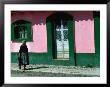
18;40;29;70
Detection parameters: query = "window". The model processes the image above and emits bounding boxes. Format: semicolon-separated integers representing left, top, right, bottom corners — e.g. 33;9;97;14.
63;30;68;41
11;20;32;42
56;31;61;41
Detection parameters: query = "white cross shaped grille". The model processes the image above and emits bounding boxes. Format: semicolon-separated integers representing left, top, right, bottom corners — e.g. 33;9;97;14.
56;20;69;59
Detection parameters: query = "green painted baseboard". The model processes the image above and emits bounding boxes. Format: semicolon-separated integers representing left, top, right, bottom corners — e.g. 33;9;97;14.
11;52;100;67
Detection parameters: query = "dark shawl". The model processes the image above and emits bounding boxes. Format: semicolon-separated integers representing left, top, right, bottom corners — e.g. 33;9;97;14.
19;44;29;65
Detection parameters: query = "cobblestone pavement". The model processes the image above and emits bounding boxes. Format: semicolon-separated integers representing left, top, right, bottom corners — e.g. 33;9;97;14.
11;63;100;77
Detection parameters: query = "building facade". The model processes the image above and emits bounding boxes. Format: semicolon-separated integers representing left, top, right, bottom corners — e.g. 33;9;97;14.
11;11;100;67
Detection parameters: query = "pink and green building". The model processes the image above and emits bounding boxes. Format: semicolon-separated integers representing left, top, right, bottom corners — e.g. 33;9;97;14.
11;11;100;67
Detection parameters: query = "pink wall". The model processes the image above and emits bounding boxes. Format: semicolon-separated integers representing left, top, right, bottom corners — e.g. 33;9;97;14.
73;12;95;53
11;11;95;53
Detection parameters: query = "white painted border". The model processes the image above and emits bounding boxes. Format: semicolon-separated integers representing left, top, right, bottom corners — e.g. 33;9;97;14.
4;4;107;84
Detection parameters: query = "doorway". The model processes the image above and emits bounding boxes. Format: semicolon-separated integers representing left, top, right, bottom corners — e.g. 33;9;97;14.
55;20;69;59
46;12;74;60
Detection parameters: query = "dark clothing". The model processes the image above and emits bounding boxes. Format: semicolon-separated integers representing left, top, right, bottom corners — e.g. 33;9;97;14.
18;44;29;65
19;44;28;53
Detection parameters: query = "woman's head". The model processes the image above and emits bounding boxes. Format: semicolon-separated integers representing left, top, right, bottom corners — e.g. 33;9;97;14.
22;40;26;45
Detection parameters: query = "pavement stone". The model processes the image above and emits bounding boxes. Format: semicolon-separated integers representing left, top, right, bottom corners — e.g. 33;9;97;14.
11;63;100;77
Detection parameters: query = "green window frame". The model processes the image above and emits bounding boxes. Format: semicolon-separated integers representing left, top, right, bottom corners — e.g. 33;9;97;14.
11;20;32;42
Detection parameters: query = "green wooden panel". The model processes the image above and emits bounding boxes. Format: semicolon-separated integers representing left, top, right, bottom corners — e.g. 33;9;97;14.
11;52;48;64
25;23;32;41
76;53;99;67
11;24;15;41
11;53;99;67
46;21;53;59
94;16;100;67
94;17;100;54
11;52;70;65
67;20;75;65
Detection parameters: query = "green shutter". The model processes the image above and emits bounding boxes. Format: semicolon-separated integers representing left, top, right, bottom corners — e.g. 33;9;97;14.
94;17;100;54
11;24;15;41
46;21;53;59
67;20;75;65
25;23;32;41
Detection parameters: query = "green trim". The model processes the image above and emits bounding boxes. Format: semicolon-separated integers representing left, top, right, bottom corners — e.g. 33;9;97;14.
11;52;70;65
26;23;32;41
11;52;99;67
46;21;53;60
94;17;100;54
11;52;48;64
67;20;75;65
11;24;15;41
94;15;100;67
75;53;99;67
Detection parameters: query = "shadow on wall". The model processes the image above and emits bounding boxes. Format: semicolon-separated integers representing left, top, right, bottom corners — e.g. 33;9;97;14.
11;11;94;26
11;11;49;26
73;12;94;22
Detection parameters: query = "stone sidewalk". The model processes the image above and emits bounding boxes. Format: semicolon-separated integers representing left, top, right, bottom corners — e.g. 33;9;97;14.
11;63;100;77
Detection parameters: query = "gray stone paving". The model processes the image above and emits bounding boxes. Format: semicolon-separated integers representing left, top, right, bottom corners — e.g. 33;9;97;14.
11;63;100;77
